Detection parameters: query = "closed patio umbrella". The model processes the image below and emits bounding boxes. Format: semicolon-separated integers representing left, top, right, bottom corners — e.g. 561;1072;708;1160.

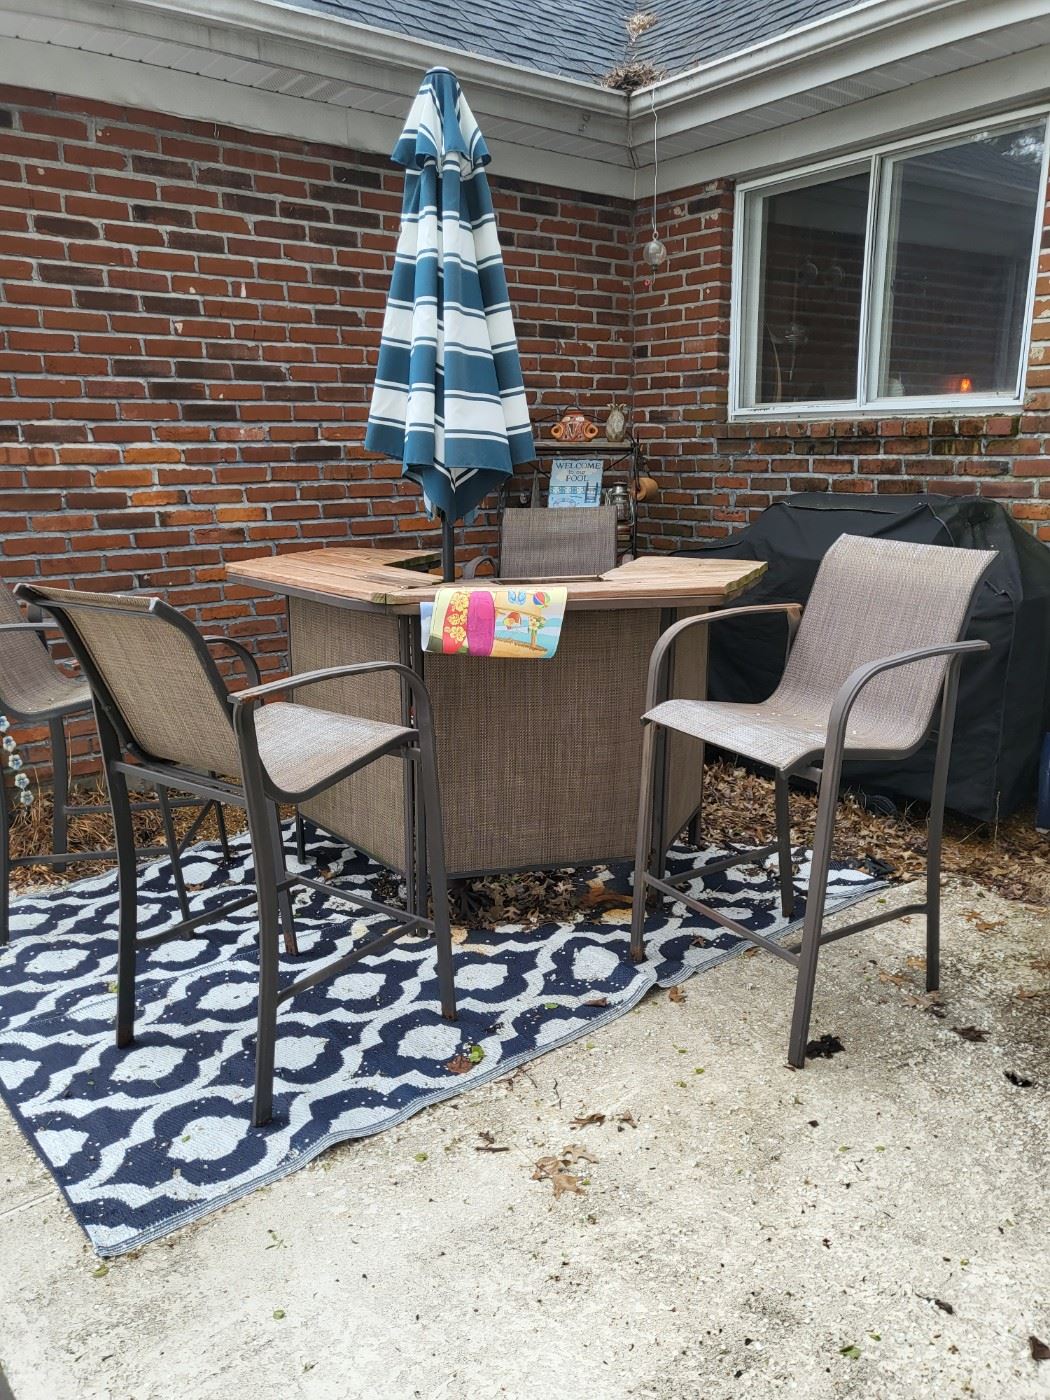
365;67;535;580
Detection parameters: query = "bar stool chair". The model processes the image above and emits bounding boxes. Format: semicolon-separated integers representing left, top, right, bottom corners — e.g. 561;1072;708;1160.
0;582;234;945
22;582;456;1127
463;505;618;580
630;534;995;1068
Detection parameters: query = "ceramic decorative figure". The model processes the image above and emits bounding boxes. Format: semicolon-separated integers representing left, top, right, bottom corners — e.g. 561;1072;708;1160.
604;402;627;443
550;410;599;443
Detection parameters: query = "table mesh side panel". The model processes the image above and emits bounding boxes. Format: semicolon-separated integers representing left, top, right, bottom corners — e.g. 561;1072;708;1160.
425;607;705;874
290;598;408;872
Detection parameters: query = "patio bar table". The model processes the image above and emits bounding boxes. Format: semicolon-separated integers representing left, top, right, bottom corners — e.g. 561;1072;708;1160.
227;547;766;881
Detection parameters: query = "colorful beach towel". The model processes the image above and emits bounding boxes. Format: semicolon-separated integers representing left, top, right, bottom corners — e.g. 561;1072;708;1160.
421;585;567;658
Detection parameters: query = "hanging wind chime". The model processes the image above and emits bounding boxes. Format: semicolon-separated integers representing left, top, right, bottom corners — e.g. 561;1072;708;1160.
1;714;33;808
642;90;667;278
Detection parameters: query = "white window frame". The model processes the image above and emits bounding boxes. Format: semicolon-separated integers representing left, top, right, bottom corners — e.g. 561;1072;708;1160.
729;108;1050;420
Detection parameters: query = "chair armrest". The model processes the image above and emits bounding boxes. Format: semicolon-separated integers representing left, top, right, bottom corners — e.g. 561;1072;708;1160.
229;660;436;763
644;603;803;710
461;554;497;580
201;635;261;687
231;662;433;718
824;640;989;756
0;620;58;636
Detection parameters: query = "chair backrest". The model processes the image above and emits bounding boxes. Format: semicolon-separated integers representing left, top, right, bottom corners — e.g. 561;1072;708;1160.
18;584;241;776
778;533;995;749
499;505;617;578
0;581;77;721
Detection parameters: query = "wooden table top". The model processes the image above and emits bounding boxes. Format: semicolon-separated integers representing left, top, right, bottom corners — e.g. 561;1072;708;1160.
227;545;766;613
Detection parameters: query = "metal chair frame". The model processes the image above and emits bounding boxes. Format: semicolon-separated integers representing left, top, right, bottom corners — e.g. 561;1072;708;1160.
20;585;455;1127
0;612;233;946
630;602;989;1067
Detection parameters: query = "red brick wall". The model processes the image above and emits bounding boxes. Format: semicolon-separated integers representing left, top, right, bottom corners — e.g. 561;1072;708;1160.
0;85;632;775
2;84;1049;785
632;182;1050;552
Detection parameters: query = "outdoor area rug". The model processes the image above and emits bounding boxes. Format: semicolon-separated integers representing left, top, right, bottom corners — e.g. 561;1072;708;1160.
0;822;883;1256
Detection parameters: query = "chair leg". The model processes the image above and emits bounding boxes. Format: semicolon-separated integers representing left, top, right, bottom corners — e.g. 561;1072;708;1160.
775;771;795;919
786;767;840;1068
157;785;191;921
925;662;962;995
0;768;10;948
248;803;282;1129
416;738;456;1021
630;721;660;964
239;767;284;1125
109;764;140;1048
686;743;706;847
49;716;70;874
213;797;232;862
293;811;307;866
265;802;298;957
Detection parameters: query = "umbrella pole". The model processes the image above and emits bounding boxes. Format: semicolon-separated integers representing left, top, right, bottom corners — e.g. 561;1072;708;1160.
441;515;456;582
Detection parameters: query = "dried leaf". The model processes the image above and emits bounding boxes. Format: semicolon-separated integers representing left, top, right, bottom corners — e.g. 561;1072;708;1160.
616;1111;637;1128
580;879;633;911
551;1171;584;1198
570;1112;605;1129
582;995;610;1008
1005;1070;1034;1088
877;970;909;987
951;1025;989;1043
531;1154;587;1197
805;1034;845;1059
475;1131;509;1153
446;1054;473;1075
1030;1335;1050;1362
905;955;927;971
903;991;944;1015
963;910;1004;933
531;1156;562;1180
561;1143;598;1166
668;984;687;1003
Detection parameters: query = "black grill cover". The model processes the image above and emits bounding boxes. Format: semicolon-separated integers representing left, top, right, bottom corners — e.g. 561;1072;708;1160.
678;493;1050;820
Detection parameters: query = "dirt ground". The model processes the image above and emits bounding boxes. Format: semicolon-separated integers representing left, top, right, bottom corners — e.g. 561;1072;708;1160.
1;877;1047;1400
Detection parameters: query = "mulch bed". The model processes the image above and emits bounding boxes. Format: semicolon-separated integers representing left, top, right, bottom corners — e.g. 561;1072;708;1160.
6;760;1048;912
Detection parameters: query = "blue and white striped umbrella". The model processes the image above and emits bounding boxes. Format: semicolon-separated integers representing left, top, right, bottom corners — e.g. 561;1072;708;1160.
364;67;535;525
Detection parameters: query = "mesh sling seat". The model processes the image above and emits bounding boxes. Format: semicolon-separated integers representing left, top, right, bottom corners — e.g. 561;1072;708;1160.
20;584;456;1128
630;534;996;1067
0;583;231;946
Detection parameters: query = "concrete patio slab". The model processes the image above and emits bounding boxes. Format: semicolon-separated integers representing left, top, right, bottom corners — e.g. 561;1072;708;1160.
0;879;1046;1400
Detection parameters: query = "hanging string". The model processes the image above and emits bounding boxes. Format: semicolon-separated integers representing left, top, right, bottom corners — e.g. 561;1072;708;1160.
642;88;667;269
651;87;659;242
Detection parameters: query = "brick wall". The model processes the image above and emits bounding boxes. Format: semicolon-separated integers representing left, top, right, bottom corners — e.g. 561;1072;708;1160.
0;85;632;775
2;83;1049;784
633;182;1050;552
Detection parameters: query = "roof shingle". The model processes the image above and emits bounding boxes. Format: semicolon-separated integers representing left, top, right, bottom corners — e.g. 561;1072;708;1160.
287;0;866;83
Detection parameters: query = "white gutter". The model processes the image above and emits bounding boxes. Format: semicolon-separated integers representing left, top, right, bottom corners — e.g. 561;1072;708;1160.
632;0;1050;137
112;0;625;114
638;0;1037;104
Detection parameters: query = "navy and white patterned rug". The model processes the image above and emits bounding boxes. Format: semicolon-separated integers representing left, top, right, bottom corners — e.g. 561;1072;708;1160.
0;822;881;1256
